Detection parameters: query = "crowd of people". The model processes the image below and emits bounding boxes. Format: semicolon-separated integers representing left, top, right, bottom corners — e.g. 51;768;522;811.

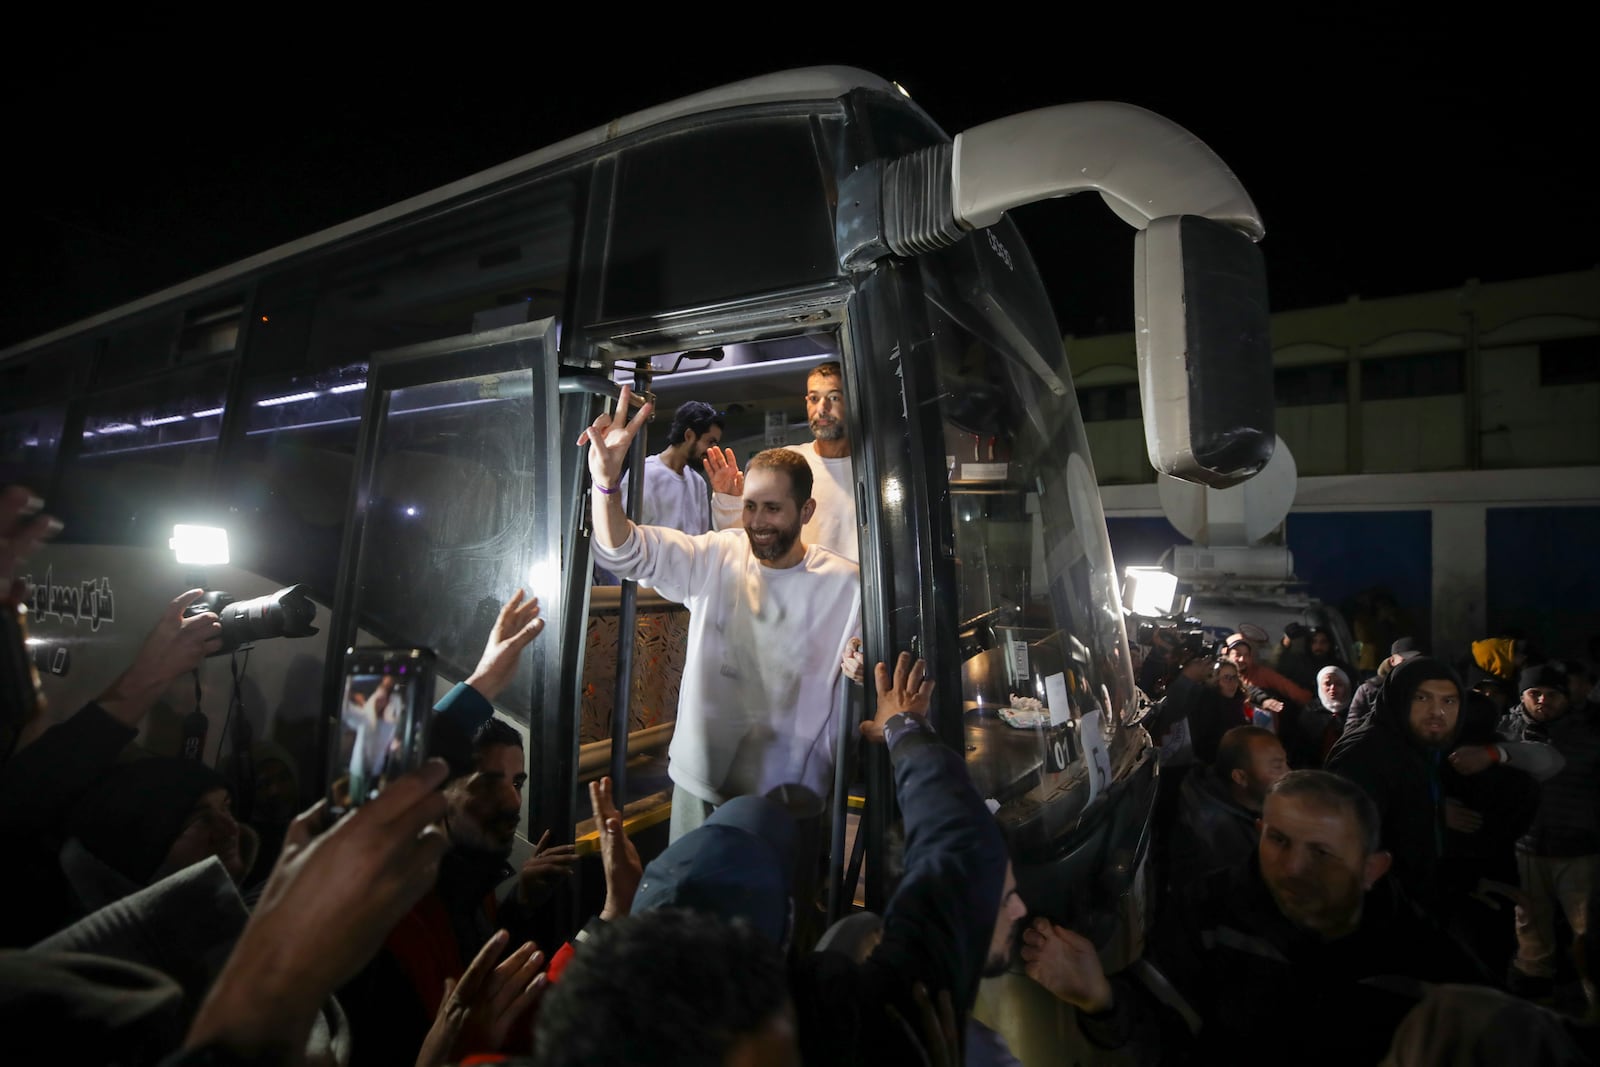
5;358;1600;1065
1130;618;1600;1062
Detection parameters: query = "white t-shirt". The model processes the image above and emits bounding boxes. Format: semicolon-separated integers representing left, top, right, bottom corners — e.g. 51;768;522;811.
620;454;711;535
712;440;858;562
593;525;861;805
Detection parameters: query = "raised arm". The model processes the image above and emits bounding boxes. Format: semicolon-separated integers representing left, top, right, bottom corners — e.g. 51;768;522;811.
864;654;1008;1011
576;384;653;551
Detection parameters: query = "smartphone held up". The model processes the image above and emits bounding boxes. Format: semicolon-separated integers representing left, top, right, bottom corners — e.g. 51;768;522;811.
333;646;437;813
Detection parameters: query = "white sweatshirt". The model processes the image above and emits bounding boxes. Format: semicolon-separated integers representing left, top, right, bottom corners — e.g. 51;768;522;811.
593;524;861;805
619;454;711;535
713;441;858;562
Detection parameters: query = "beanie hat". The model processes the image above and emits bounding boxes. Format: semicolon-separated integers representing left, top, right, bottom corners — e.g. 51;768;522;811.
1519;663;1568;694
69;758;229;885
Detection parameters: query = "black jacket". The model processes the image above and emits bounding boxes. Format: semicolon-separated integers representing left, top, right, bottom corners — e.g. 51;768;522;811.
791;726;1008;1066
1501;703;1600;857
1080;855;1488;1065
0;703;138;947
1167;765;1259;889
1324;657;1463;907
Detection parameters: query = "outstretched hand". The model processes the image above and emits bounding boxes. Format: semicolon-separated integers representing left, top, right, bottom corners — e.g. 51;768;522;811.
1020;918;1113;1014
590;775;642;921
98;588;224;725
516;829;577;906
415;928;548;1067
466;589;545;702
576;384;653;491
704;447;745;496
860;652;934;744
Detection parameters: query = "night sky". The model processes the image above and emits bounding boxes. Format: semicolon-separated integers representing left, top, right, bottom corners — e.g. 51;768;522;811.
5;22;1591;352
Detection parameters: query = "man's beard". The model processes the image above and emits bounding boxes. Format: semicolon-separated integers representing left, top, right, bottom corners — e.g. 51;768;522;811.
809;415;845;441
746;519;802;561
983;918;1023;977
1323;695;1348;713
448;810;517;858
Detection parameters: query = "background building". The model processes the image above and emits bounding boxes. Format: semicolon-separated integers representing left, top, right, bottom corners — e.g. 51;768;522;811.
1071;267;1600;664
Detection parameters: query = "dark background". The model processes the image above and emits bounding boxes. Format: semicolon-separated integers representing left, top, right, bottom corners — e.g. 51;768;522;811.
4;20;1592;350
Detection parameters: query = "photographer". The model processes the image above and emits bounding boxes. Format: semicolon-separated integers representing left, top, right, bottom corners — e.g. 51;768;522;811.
1;581;223;947
1139;626;1251;768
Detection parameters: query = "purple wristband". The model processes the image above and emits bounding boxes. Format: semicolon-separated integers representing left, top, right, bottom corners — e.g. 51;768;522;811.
595;482;618;495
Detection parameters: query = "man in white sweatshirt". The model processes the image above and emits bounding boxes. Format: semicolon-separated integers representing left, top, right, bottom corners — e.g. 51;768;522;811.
706;360;858;562
619;400;722;535
580;385;861;841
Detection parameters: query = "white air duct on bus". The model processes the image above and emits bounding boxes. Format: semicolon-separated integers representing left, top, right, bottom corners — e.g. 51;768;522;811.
847;101;1274;489
947;102;1263;239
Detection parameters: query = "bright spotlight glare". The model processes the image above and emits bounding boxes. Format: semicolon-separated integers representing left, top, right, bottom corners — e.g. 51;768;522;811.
1124;566;1178;617
171;524;230;566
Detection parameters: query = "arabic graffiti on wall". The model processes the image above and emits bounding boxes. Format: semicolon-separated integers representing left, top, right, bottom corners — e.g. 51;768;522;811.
23;568;116;632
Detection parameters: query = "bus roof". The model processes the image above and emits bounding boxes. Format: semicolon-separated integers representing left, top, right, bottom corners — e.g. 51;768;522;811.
3;66;899;361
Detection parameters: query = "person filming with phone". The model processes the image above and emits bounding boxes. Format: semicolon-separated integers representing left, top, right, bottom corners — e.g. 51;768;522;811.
338;588;573;1065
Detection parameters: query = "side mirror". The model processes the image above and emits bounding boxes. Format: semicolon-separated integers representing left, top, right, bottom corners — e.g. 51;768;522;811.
1134;215;1273;488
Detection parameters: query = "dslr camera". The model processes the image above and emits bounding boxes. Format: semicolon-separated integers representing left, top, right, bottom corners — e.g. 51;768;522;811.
183;585;319;655
1133;620;1216;663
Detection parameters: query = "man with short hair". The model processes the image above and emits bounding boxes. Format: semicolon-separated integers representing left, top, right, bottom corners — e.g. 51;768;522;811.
709;360;859;562
619;399;722;535
1020;771;1487;1065
1223;632;1312;713
1167;726;1288;888
582;386;861;840
1498;663;1600;1005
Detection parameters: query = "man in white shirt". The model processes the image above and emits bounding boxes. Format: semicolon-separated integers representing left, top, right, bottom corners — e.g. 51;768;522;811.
707;360;858;563
581;385;862;841
619;400;722;535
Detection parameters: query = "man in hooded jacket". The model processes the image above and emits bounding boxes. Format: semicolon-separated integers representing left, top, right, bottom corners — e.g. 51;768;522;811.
1325;656;1466;910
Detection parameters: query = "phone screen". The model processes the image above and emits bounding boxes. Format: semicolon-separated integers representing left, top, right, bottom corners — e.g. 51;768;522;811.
335;647;435;809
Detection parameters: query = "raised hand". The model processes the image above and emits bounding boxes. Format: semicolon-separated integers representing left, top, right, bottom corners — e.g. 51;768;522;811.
466;589;545;702
589;776;642;921
186;760;452;1059
704;446;745;496
415;929;548;1067
576;384;653;491
516;829;577;906
97;588;224;725
1020;918;1114;1013
861;652;935;743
